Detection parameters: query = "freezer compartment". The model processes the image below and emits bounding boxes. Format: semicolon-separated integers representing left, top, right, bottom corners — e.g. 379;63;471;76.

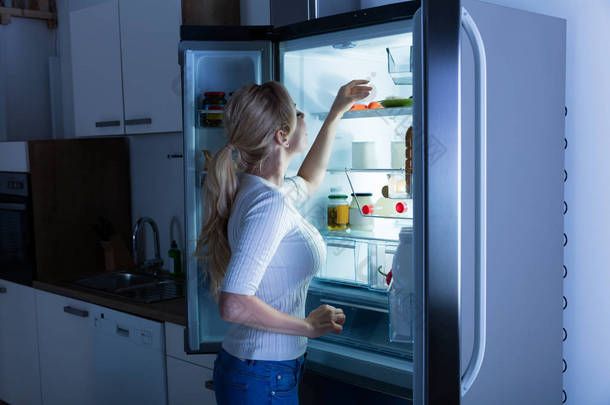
318;235;398;291
306;281;411;359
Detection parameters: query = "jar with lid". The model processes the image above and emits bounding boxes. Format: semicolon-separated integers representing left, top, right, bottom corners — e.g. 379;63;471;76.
327;189;350;231
201;91;227;127
349;193;374;231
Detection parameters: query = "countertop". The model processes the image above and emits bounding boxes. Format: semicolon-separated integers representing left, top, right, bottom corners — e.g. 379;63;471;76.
33;279;187;326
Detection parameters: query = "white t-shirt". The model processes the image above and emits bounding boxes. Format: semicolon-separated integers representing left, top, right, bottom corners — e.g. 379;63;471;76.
220;173;326;361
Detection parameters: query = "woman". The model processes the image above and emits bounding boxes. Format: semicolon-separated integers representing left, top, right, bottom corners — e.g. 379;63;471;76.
197;79;372;404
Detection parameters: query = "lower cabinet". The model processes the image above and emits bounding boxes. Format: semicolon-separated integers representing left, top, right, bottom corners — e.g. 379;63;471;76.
166;356;216;405
36;290;96;405
0;280;42;405
165;322;216;405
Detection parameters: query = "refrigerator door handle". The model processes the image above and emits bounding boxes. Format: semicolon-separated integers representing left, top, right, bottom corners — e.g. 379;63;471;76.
460;7;488;397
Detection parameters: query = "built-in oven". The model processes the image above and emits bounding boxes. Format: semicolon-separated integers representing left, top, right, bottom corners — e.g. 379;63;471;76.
0;172;36;285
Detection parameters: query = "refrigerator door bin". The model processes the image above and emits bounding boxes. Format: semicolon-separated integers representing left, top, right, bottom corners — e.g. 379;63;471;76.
386;45;413;85
306;281;412;359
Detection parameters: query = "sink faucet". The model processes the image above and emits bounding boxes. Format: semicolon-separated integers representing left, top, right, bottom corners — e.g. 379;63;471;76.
132;217;163;276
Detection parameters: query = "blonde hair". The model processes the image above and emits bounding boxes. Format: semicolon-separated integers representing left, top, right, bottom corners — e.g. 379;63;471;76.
196;82;297;302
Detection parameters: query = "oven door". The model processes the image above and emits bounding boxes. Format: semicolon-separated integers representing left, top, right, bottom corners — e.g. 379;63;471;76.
0;191;35;286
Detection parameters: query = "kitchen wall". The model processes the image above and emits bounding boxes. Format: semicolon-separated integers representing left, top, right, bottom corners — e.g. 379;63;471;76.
482;0;609;403
0;18;56;141
129;132;185;274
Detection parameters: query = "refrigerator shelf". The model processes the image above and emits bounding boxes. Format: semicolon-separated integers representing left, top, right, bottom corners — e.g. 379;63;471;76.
312;106;412;120
320;227;407;243
327;168;405;173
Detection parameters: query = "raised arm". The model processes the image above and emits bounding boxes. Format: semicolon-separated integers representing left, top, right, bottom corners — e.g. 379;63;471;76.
297;80;372;195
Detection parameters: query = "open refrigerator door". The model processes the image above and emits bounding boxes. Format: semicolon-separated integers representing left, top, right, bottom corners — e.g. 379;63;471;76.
182;35;274;353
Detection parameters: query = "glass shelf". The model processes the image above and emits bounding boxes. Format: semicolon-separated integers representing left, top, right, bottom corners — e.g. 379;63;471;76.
312;106;412;120
327;168;405;173
319;227;410;244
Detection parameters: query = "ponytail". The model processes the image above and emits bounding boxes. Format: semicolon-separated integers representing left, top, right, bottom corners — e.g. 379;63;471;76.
196;144;238;302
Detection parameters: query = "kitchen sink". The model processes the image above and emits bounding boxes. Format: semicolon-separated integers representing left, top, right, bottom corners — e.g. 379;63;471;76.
71;271;184;303
73;271;157;292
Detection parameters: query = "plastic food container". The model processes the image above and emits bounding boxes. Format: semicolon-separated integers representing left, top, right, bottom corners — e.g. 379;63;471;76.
349;193;374;231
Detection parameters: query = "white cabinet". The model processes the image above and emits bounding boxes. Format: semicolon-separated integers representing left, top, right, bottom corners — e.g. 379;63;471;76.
165;322;216;404
68;0;182;137
167;357;216;405
119;0;182;135
36;290;96;405
0;280;42;405
36;289;96;405
70;0;125;137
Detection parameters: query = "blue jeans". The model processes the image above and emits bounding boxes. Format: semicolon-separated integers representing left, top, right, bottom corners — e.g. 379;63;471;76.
213;347;307;404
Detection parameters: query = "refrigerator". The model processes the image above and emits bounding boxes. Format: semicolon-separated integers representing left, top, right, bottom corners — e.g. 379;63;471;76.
181;1;566;403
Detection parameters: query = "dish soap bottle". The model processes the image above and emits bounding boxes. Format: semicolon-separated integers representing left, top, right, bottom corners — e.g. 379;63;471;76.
168;240;183;277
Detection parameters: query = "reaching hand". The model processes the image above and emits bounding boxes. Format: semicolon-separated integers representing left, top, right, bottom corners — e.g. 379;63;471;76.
329;80;373;116
305;304;346;338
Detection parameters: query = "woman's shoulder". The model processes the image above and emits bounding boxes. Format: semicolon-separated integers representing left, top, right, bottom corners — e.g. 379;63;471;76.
235;174;288;214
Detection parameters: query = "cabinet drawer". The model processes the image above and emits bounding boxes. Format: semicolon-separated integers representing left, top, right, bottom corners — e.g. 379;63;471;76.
166;356;216;405
36;289;94;321
165;322;216;368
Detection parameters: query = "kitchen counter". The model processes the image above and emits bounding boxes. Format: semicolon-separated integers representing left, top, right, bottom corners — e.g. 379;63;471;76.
33;279;187;326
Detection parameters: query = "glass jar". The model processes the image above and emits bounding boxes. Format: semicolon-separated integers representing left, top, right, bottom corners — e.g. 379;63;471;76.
201;91;227;127
349;193;374;231
327;193;350;231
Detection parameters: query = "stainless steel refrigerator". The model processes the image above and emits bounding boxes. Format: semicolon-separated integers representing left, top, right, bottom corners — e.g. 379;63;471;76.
181;1;565;403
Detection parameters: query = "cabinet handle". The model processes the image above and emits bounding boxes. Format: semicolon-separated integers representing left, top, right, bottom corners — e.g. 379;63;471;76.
0;286;6;294
116;326;130;337
63;306;89;318
125;118;152;126
95;120;121;128
204;380;214;391
0;202;26;211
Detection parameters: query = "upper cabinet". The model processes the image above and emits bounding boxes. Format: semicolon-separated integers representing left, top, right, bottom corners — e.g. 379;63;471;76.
70;0;125;136
119;0;182;135
68;0;182;137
